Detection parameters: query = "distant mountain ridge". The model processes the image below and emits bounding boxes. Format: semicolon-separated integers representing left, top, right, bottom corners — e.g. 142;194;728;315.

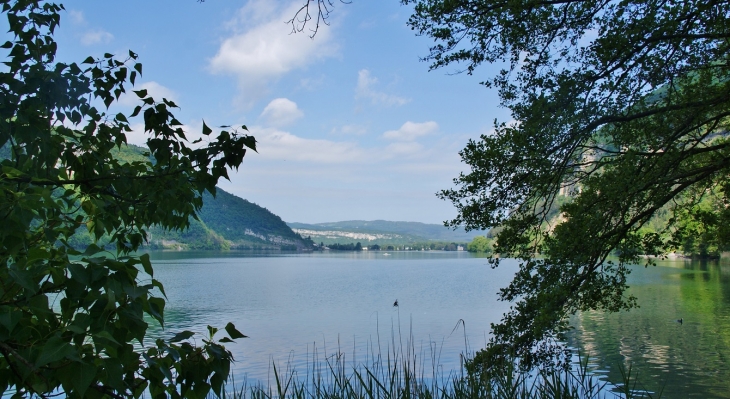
288;220;484;245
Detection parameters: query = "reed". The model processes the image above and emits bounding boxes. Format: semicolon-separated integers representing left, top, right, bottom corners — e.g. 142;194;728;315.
217;319;662;399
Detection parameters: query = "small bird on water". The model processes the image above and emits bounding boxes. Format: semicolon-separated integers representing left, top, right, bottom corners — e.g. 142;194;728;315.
393;299;399;308
676;318;683;324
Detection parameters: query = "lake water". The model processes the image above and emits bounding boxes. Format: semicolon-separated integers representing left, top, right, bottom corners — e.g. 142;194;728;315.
146;251;730;398
567;258;730;398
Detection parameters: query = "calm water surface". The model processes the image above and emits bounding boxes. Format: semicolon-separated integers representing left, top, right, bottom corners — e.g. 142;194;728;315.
147;251;515;384
147;252;730;398
567;258;730;398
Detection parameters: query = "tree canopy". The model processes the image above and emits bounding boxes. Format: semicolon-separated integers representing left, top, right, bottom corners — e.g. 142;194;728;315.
402;0;730;369
1;1;255;397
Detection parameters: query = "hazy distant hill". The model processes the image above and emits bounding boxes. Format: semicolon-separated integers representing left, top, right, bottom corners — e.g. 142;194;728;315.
288;220;484;245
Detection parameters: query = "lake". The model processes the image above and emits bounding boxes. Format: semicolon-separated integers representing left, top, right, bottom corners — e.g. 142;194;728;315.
146;251;730;398
567;258;730;398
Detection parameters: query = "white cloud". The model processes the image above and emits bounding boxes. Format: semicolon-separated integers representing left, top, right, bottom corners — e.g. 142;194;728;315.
259;98;303;127
331;124;368;136
250;126;367;164
67;9;85;25
209;0;339;102
80;29;113;46
65;9;113;46
382;121;438;141
299;76;325;91
356;69;410;106
385;141;424;156
124;123;148;146
117;81;178;107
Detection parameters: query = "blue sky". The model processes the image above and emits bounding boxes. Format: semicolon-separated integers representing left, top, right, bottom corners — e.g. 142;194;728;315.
38;1;510;224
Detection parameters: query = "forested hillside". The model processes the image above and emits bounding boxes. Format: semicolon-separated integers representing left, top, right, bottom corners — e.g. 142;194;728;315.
146;189;308;251
540;190;730;259
121;145;307;250
1;143;309;251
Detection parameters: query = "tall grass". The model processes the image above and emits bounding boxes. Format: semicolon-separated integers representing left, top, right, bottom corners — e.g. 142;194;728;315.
217;317;662;399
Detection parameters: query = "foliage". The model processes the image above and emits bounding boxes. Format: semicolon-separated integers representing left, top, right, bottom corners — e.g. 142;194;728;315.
403;0;730;369
0;1;256;398
148;188;306;250
96;145;295;250
148;218;231;251
10;143;307;251
326;242;363;251
670;185;730;258
198;189;303;244
627;185;730;258
467;236;493;254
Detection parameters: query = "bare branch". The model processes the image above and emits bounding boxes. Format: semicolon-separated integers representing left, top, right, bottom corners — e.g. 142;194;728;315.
286;0;350;38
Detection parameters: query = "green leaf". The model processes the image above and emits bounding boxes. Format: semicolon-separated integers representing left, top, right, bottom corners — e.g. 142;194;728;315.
202;121;212;136
0;309;22;333
26;247;48;264
82;244;102;256
2;165;25;178
36;336;77;366
224;322;248;339
8;266;36;293
65;324;86;334
170;330;195;343
151;278;166;298
241;135;257;152
129;105;142;118
68;263;89;284
140;253;153;277
82;55;95;64
207;325;218;339
148;297;165;326
93;330;120;345
133;89;148;98
72;363;97;397
193;380;212;399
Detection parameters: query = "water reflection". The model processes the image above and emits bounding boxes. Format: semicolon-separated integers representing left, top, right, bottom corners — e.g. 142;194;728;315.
568;259;730;398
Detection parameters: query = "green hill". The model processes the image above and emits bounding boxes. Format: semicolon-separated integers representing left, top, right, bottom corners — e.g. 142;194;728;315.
119;145;307;250
1;143;309;251
146;188;308;250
